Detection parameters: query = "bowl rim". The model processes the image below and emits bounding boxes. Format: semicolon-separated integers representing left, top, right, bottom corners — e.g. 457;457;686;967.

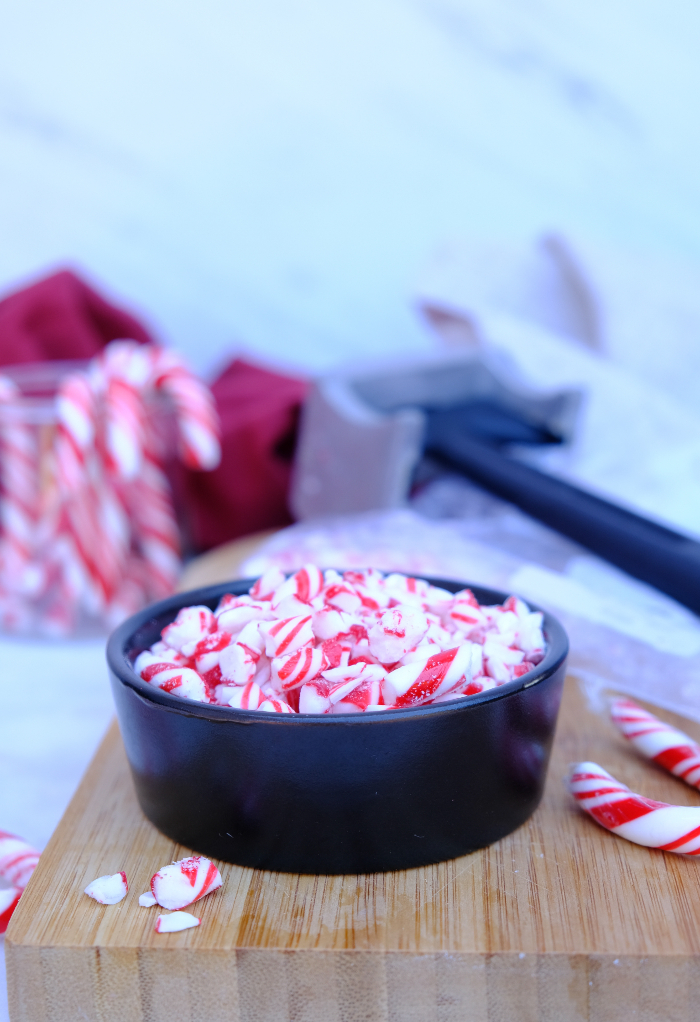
107;574;569;725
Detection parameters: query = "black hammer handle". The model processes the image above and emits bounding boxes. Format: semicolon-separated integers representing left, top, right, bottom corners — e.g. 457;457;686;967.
428;432;700;617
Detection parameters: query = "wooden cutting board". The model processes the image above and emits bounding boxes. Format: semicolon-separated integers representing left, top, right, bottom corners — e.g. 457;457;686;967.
7;537;700;1022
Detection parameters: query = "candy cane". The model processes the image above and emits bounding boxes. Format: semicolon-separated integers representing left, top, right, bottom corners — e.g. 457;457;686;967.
0;375;39;592
0;830;40;933
271;644;328;691
93;341;152;480
155;911;200;932
84;872;128;905
95;342;178;605
0;830;40;889
567;761;700;855
150;348;220;470
610;697;700;790
368;608;429;664
151;855;222;910
127;443;181;599
54;372;113;608
383;643;482;708
262;615;314;658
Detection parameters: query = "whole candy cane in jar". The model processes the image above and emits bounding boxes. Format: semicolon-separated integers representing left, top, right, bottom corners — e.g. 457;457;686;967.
150;347;221;470
96;342;180;600
54;371;119;609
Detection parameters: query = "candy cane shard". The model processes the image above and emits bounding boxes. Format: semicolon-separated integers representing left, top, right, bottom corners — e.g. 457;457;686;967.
84;871;129;904
155;911;200;933
383;643;481;708
567;761;700;855
138;569;549;714
610;697;700;790
258;697;295;714
150;856;222;911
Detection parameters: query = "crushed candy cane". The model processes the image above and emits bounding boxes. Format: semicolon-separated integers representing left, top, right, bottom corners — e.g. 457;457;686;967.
155;910;200;932
132;566;546;714
84;871;129;904
150;855;222;911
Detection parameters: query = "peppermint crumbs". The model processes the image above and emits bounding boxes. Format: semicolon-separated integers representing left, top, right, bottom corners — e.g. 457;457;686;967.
133;566;546;714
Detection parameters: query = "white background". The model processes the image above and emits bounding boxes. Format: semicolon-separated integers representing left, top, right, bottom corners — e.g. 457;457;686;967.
2;0;700;378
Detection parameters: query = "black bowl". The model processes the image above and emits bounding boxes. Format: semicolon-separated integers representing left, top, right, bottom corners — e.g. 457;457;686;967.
107;577;568;874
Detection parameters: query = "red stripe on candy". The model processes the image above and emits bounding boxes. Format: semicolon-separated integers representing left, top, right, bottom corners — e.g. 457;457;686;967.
658;823;700;852
590;796;660;830
276;617;311;655
655;746;700;774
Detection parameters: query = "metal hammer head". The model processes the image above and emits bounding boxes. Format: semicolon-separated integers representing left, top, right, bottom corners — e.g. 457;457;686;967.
290;352;581;521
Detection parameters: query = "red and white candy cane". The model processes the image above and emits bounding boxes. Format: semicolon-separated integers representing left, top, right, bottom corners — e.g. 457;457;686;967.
150;347;221;470
383;643;482;708
0;830;40;890
134;652;208;702
610;697;700;790
55;372;125;609
162;605;215;651
259;697;294;714
98;344;182;598
322;581;361;614
567;762;700;855
249;566;285;602
218;679;265;709
272;564;324;606
262;615;314;658
0;375;39;592
155;911;200;933
271;644;328;692
93;342;153;468
219;640;261;687
151;855;222;910
0;830;40;933
367;607;429;664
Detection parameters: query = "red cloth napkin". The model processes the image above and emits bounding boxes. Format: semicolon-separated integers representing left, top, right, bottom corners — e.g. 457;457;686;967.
183;359;309;551
0;268;153;362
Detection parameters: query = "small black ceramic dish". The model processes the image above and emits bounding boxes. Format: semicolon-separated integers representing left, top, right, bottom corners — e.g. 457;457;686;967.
107;577;568;875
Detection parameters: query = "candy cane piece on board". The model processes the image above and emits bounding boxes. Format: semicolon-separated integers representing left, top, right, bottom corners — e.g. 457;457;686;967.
610;697;700;790
567;761;700;855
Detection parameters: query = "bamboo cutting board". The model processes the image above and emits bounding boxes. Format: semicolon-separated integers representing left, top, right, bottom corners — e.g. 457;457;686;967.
7;540;700;1021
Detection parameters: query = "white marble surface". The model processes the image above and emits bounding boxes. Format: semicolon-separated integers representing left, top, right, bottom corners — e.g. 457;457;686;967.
2;3;700;1017
1;0;700;378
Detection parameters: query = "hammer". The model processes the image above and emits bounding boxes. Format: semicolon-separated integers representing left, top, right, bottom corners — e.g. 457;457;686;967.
291;352;700;616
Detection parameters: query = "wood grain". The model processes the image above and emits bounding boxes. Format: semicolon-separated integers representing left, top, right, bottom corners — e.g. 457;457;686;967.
8;536;700;1020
